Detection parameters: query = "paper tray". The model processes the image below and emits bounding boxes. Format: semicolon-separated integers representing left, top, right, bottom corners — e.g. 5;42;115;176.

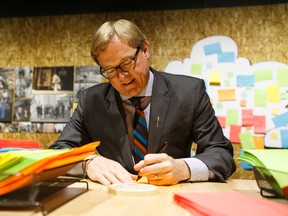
253;166;288;200
0;161;81;195
0;165;89;216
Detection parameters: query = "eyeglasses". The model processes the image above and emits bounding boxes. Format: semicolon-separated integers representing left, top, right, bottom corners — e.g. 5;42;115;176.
100;47;141;79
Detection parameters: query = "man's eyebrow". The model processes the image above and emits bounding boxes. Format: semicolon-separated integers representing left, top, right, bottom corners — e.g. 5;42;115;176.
103;53;135;69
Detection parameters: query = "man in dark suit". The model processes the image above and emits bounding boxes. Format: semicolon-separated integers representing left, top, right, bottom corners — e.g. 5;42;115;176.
49;19;236;186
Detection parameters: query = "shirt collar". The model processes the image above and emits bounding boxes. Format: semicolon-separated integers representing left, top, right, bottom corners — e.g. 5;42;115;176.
120;70;154;101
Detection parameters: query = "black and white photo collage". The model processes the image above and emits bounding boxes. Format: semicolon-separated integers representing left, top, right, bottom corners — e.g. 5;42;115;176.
0;65;105;133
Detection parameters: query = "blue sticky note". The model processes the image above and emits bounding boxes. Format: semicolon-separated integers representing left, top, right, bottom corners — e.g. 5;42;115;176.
217;52;235;63
237;75;255;87
272;112;288;128
280;129;288;148
204;42;222;55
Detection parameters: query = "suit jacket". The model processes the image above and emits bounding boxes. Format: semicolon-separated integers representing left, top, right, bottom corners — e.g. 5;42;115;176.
50;68;236;181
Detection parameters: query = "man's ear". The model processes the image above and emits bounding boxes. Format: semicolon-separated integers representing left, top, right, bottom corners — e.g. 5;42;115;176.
141;41;150;59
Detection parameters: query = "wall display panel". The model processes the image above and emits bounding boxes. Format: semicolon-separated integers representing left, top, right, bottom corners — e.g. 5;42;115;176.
165;35;288;153
0;65;104;133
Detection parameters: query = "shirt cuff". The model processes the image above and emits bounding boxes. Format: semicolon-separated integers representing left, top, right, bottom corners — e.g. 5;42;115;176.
182;157;209;182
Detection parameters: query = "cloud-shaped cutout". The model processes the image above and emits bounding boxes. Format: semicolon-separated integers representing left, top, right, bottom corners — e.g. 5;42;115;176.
164;35;288;146
265;126;288;148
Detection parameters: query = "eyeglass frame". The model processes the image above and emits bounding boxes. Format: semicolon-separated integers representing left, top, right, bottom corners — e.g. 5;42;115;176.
99;46;141;79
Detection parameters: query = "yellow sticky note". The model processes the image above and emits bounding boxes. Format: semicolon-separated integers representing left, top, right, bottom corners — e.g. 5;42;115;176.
271;108;279;116
270;132;278;139
267;85;280;102
209;72;221;85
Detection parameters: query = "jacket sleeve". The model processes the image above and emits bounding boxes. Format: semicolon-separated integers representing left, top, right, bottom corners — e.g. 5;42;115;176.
191;79;236;181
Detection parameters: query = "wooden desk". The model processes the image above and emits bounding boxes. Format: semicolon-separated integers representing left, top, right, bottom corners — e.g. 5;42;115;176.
0;179;268;216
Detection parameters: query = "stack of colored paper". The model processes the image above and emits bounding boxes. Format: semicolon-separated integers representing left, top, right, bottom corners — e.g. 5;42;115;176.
173;191;288;216
0;141;99;196
238;149;288;199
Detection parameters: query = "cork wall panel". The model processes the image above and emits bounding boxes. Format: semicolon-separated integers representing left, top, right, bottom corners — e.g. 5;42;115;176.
0;4;287;69
0;133;60;148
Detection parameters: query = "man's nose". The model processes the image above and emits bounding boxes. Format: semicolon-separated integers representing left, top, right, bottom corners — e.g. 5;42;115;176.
117;68;129;79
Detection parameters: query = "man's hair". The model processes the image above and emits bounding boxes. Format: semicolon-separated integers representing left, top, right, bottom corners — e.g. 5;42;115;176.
90;19;147;64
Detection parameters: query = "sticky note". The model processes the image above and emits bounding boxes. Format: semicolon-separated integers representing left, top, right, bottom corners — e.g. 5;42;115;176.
254;69;273;82
230;125;241;143
217;116;226;128
236;75;255;87
270;132;278;139
254;89;267;107
203;42;222;55
271;108;279;116
253;115;266;134
272;112;288;127
191;63;202;75
218;89;236;101
280;129;288;148
253;136;264;149
224;80;230;87
226;109;239;126
217;52;235;63
267;85;280;102
239;131;255;149
242;109;254;126
240;100;247;107
277;68;288;87
209;72;221;85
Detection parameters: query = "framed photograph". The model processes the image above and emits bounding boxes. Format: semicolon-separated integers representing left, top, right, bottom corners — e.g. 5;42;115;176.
3;123;19;132
32;66;74;92
15;66;33;79
15;79;32;98
0;89;14;122
19;122;32;132
0;67;16;90
75;65;102;83
13;99;31;122
30;93;73;123
74;65;106;102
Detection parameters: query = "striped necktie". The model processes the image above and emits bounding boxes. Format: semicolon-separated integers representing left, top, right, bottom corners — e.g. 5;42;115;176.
129;97;148;163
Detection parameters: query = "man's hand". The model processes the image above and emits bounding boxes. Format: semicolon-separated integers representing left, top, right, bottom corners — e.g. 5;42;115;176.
86;155;136;185
134;153;190;185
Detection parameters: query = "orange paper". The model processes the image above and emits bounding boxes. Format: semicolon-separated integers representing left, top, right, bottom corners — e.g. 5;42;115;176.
0;141;100;195
218;89;236;101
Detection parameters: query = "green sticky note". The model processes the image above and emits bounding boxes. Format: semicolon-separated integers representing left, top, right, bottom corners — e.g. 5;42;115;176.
227;71;234;78
239;131;255;149
277;68;288;87
224;79;230;87
191;63;202;75
254;89;267;107
216;103;223;109
254;69;273;82
226;109;238;126
281;92;287;100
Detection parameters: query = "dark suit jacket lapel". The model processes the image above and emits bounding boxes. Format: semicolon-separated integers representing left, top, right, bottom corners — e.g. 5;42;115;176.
148;71;170;153
106;87;135;168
